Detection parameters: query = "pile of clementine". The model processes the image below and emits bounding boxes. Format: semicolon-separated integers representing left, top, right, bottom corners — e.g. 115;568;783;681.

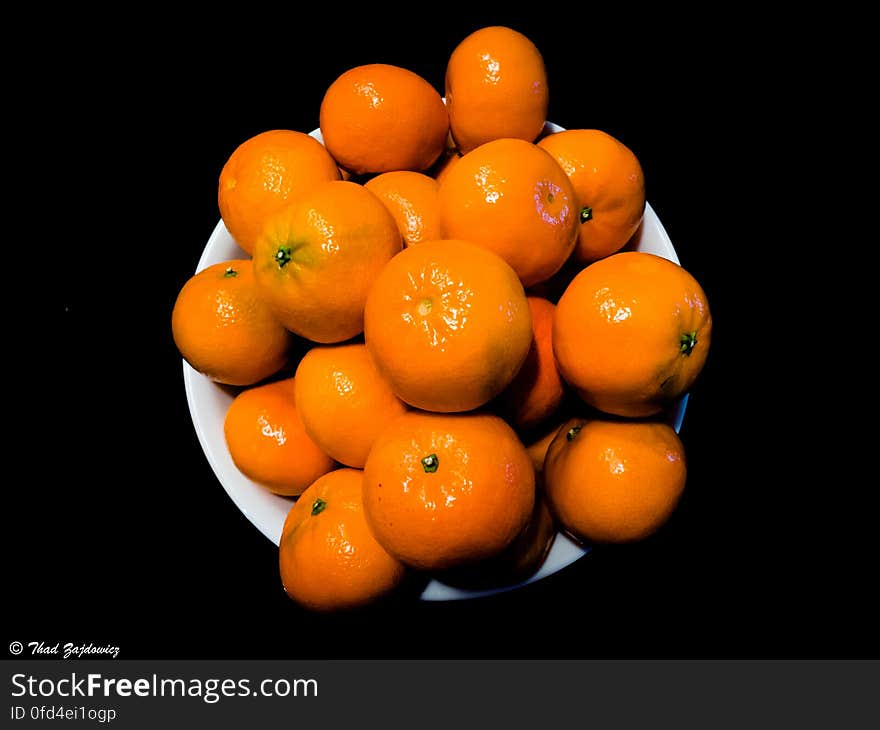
172;26;713;611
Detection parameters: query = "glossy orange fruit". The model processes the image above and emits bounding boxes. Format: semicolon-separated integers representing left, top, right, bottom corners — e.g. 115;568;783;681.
438;138;578;287
364;239;532;412
362;412;535;570
364;171;442;247
445;26;548;154
494;296;565;432
223;378;336;496
294;343;407;468
554;252;712;417
544;417;686;543
319;64;449;175
218;130;341;255
171;260;291;386
538;129;646;262
279;468;407;611
252;180;402;343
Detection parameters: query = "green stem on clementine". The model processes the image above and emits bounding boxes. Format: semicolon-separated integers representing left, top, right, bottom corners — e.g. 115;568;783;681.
311;498;327;516
567;425;582;441
223;266;238;278
275;246;292;268
579;206;593;223
421;454;439;473
680;331;698;356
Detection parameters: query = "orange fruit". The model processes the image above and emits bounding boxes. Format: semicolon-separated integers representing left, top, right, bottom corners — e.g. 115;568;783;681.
362;412;535;570
364;239;532;412
218;130;341;254
364;171;442;247
223;378;336;496
438;490;556;589
279;468;407;611
252;180;402;343
319;64;449;175
553;252;712;417
445;26;548;154
538;129;646;262
494;296;565;432
438;138;578;287
544;417;686;543
294;343;407;468
171;260;291;386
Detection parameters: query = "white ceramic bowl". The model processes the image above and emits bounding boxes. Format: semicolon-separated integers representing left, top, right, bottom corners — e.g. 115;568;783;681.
183;122;686;601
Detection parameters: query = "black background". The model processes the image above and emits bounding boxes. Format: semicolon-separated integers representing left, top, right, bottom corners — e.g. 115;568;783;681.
9;11;875;659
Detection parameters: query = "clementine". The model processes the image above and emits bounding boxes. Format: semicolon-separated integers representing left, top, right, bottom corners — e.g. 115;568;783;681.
363;239;532;412
252;180;402;343
294;343;407;468
445;26;548;153
319;64;448;174
218;130;341;254
553;252;712;417
223;378;336;496
171;260;291;386
362;412;535;570
279;468;407;611
544;417;686;543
